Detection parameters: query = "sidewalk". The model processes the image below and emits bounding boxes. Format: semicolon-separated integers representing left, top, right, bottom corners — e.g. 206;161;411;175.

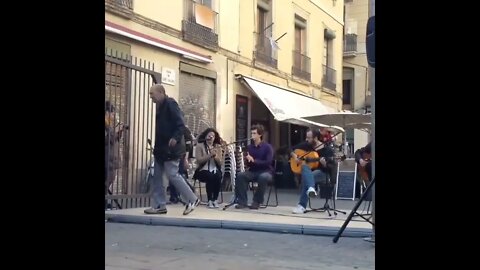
106;190;373;238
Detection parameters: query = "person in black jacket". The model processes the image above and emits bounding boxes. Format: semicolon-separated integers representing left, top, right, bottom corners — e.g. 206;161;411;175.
144;84;199;215
290;129;338;214
355;142;372;182
168;124;195;204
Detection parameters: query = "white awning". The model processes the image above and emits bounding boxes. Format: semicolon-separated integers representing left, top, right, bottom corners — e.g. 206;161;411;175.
283;118;345;133
237;75;337;122
302;111;371;128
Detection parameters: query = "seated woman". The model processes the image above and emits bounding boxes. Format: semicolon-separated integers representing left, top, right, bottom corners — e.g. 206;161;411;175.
194;128;224;208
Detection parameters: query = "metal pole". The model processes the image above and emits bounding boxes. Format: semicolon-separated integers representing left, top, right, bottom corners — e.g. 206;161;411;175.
369;0;375;242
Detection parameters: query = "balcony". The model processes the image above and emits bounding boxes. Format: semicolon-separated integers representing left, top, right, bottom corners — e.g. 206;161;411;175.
322;65;336;90
182;0;218;50
106;0;133;9
343;33;357;57
292;50;311;81
254;33;278;68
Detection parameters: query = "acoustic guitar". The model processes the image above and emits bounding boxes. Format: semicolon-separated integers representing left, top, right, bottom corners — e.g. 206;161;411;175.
289;149;347;174
358;152;371;185
290;149;320;174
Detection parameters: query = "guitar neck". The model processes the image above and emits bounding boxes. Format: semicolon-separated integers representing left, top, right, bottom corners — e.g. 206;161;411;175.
305;155;345;162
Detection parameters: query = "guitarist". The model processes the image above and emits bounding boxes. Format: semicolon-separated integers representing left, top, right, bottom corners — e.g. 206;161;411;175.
355;142;372;182
291;129;338;214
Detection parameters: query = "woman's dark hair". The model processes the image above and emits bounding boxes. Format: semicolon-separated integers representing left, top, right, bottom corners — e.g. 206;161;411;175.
197;128;222;145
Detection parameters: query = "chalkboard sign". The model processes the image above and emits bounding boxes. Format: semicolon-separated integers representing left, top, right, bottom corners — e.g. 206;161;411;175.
236;95;249;148
335;171;356;200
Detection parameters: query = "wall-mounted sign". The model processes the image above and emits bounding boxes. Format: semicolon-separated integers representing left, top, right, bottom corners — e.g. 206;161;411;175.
161;67;176;85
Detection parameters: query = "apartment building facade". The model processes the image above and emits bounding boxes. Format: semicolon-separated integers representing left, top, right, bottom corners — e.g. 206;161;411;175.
105;0;345;190
342;0;370;154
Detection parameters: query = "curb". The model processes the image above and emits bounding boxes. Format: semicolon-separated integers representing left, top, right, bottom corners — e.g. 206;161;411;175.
105;213;372;238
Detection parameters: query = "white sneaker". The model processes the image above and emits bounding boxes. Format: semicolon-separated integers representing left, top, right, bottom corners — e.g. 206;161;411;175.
307;187;317;197
183;199;199;215
292;205;306;214
212;200;220;208
208;200;214;208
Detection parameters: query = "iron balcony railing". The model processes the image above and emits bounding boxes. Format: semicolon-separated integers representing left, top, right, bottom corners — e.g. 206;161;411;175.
344;33;357;54
292;50;311;81
106;0;133;9
182;0;219;49
255;33;278;68
322;65;336;90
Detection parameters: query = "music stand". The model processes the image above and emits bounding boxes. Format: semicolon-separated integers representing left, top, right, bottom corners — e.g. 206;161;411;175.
222;194;237;210
222;171;237;211
333;177;375;243
305;177;346;217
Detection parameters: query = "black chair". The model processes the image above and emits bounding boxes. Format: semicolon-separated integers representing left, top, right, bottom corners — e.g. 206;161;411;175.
193;172;224;205
249;160;279;208
354;179;372;220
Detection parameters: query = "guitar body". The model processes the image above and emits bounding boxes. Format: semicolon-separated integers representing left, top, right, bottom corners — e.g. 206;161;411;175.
358;152;371;184
290;149;320;174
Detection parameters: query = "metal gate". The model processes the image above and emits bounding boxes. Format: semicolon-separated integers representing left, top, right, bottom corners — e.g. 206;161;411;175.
179;71;216;137
105;49;162;209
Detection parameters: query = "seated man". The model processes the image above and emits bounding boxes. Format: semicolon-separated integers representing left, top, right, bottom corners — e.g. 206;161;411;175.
355;142;372;184
291;129;338;214
234;124;274;210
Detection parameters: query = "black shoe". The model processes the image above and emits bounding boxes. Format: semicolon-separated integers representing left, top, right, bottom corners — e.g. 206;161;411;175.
249;202;260;210
144;207;167;214
235;204;248;209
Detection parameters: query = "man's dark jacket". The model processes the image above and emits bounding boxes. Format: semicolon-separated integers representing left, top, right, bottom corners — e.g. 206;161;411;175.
154;97;186;161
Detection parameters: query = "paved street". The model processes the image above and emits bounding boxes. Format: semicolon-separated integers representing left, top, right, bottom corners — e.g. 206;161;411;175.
106;223;374;270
